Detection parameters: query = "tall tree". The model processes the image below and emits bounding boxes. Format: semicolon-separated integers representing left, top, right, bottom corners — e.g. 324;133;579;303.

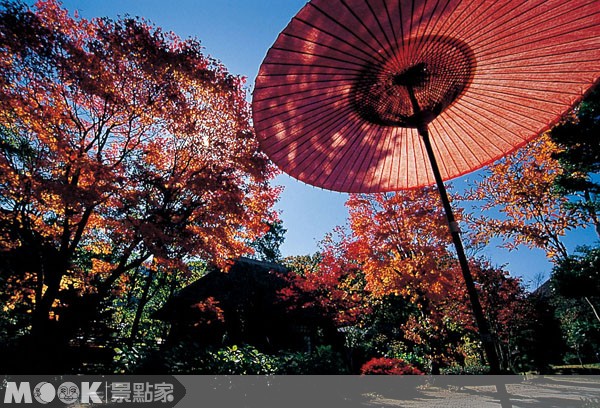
547;89;600;360
552;245;600;333
549;88;600;238
340;189;467;371
249;220;286;263
463;90;600;367
0;0;278;359
344;190;457;302
297;191;532;372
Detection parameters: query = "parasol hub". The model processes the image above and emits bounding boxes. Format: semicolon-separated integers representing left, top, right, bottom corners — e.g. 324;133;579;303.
351;36;476;129
392;63;430;88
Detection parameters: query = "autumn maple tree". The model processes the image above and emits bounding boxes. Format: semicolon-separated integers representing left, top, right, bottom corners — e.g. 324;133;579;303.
462;125;600;356
280;232;371;328
301;189;533;372
463;134;585;262
344;190;457;303
0;0;278;357
331;190;461;365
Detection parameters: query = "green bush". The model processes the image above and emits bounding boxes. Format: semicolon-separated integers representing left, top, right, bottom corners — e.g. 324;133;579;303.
277;345;349;374
440;364;490;375
205;345;279;375
159;343;349;374
113;344;150;373
387;351;429;373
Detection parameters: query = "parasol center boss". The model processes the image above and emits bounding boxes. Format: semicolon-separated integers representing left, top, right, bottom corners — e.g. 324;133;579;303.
351;35;476;128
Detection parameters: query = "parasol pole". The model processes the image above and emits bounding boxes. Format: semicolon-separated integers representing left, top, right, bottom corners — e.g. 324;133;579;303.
420;126;501;374
406;85;502;374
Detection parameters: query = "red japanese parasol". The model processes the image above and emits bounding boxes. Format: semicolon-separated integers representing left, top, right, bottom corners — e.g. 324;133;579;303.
252;0;600;373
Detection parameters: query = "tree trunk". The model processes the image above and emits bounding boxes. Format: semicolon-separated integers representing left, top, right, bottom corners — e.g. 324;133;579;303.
29;247;69;372
584;296;600;324
128;267;154;345
31;250;65;338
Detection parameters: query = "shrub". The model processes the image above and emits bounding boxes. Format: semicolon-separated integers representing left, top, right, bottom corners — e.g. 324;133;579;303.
439;364;490;375
204;345;279;375
360;357;423;375
277;345;349;374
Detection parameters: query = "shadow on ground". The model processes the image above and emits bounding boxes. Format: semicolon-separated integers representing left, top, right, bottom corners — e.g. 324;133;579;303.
176;375;600;408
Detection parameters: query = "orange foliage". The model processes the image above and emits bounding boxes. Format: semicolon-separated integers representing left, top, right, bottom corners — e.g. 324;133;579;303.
463;134;585;262
0;0;279;325
191;297;225;327
345;189;458;303
297;189;530;368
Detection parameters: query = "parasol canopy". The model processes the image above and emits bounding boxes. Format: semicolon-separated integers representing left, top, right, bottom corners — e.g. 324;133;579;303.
253;0;600;193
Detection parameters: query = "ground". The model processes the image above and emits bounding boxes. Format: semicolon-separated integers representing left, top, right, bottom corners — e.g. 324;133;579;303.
175;375;600;408
364;376;600;408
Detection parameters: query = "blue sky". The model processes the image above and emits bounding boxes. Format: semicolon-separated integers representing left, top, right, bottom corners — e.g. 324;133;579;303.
48;0;597;288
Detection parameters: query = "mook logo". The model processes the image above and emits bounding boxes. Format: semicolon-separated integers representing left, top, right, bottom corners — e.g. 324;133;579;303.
5;381;101;404
1;375;186;406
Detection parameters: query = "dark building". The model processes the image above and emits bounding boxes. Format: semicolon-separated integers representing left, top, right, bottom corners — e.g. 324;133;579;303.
153;257;340;353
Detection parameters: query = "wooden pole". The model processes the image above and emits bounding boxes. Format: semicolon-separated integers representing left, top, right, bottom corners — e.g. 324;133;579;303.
419;125;501;374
